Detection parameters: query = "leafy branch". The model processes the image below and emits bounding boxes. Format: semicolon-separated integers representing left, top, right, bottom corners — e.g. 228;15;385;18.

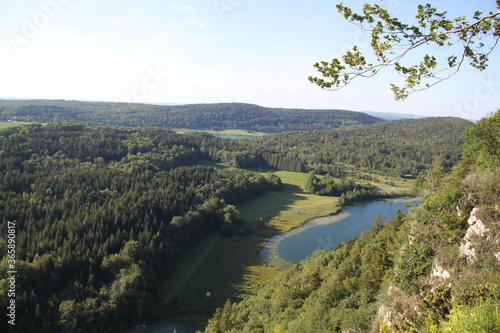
309;2;500;100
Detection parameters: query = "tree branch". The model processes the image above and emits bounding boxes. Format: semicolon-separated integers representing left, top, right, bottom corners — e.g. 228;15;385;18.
309;4;500;100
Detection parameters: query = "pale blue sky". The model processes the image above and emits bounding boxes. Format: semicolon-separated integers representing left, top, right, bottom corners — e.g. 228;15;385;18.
1;0;499;120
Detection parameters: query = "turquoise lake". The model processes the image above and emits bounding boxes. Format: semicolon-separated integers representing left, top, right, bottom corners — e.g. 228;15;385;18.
259;198;420;267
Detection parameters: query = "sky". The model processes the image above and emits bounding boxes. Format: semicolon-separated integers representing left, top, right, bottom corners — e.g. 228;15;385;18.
0;0;499;120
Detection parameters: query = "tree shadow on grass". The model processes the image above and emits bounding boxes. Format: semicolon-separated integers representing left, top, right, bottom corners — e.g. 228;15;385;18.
237;183;308;226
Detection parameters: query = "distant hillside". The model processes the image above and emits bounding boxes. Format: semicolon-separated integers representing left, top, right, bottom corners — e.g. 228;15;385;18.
364;111;477;123
251;117;473;177
0;100;384;133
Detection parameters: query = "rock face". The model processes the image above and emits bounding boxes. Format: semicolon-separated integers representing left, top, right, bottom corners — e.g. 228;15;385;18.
432;264;451;280
459;208;490;263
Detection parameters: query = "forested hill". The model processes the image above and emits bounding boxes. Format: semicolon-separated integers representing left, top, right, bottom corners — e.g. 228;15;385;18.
250;117;472;177
0;100;383;132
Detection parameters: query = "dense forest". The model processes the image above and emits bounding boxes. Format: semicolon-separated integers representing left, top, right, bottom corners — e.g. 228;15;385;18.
0;100;383;133
0;124;282;332
248;117;472;177
203;111;500;332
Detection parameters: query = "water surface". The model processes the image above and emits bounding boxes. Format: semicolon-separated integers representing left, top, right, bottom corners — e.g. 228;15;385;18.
259;198;419;267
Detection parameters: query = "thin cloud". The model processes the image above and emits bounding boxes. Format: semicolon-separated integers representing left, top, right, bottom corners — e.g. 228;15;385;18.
186;18;208;27
62;22;147;43
70;2;105;8
136;32;176;44
170;4;195;11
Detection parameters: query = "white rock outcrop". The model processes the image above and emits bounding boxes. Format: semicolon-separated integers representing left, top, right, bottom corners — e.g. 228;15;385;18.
432;264;451;280
459;208;490;263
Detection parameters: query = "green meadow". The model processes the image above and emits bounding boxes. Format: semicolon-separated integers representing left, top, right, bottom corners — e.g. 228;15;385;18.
173;128;266;137
0;121;29;129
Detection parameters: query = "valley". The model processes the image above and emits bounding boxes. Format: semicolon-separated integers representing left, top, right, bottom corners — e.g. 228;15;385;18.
3;1;500;332
141;167;411;332
1;100;497;333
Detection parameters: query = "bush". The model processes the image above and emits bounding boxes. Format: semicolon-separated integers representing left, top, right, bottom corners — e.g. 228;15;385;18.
438;303;500;333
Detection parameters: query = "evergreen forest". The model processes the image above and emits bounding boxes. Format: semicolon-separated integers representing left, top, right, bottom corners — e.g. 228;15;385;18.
0;123;283;332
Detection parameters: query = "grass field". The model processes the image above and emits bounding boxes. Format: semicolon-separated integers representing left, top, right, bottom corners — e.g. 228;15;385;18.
194;160;232;169
237;170;341;235
173;128;266;137
0;121;28;129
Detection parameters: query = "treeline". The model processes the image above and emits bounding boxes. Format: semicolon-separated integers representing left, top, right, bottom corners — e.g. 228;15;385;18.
305;172;391;204
0;100;383;133
0;124;281;332
202;111;500;332
250;117;472;177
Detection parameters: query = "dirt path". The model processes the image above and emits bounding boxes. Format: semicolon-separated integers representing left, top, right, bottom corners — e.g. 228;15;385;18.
160;233;221;304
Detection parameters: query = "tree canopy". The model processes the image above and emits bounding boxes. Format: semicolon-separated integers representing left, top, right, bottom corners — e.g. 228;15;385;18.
309;2;500;100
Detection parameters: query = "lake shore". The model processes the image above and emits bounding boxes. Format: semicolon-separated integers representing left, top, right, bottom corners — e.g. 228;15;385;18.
258;209;351;269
